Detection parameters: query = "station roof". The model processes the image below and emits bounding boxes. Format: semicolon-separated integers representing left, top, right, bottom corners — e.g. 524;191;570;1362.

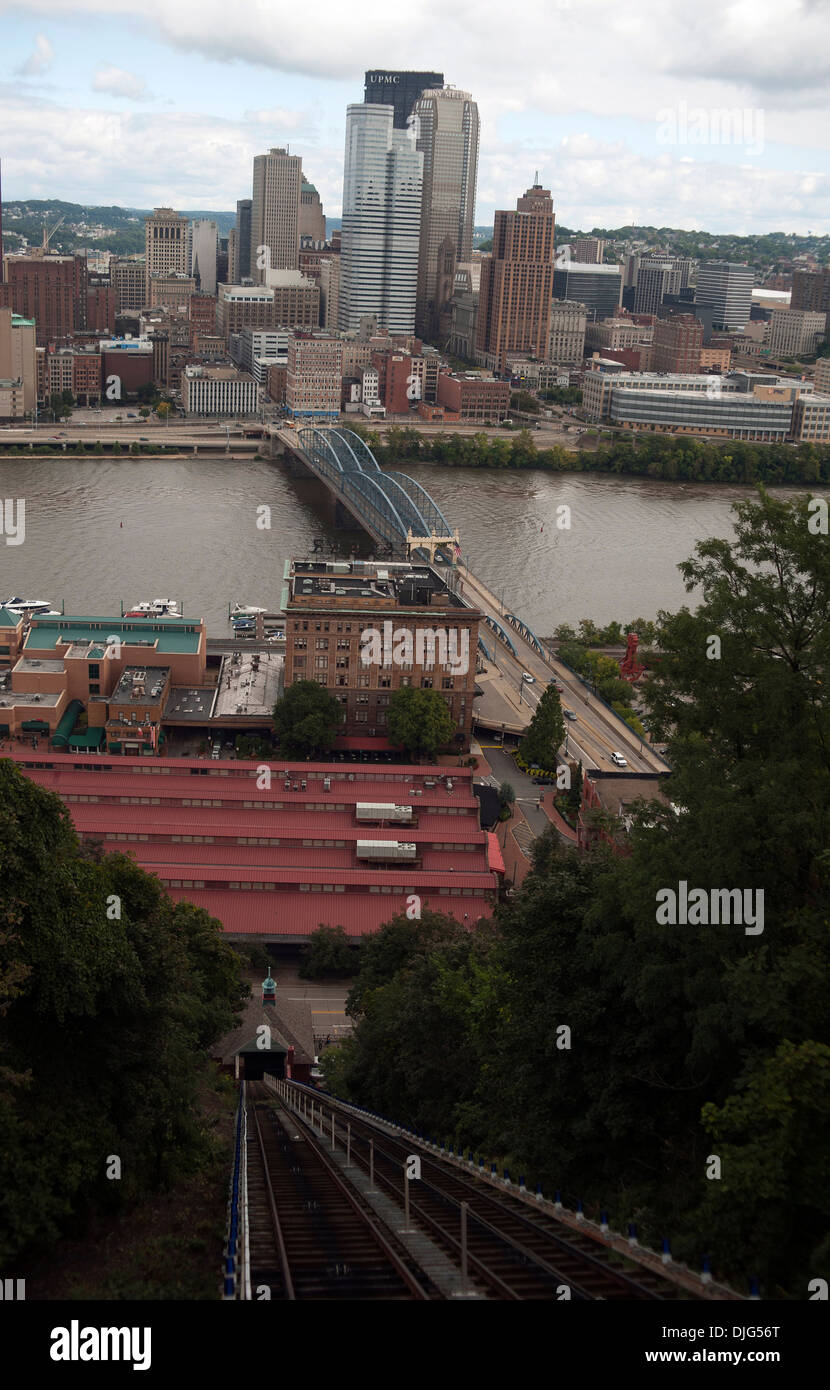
167;888;492;938
24;616;202;655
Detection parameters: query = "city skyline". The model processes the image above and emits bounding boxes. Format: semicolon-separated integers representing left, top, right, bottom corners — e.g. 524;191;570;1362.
1;1;830;233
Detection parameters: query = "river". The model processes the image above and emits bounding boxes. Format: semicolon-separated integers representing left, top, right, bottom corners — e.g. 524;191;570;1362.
0;455;818;635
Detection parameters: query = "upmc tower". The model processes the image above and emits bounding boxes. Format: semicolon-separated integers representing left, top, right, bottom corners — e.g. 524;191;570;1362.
364;70;444;129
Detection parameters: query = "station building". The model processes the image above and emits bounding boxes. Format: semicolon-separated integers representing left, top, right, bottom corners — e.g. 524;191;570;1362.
9;750;502;939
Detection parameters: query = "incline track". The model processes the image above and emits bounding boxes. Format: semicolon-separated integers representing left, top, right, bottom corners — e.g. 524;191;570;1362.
246;1083;433;1299
285;1084;698;1301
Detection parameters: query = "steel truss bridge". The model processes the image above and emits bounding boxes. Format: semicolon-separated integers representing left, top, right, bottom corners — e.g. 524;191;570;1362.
290;426;455;556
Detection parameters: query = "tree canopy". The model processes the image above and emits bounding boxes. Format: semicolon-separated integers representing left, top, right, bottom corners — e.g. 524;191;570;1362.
272;680;343;758
386;686;455;761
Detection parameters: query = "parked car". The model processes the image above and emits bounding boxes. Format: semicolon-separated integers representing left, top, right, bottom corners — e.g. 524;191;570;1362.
611;751;628;767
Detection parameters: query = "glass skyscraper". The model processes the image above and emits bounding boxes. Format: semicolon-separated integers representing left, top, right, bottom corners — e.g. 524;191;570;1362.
363;70;444;130
339;104;423;334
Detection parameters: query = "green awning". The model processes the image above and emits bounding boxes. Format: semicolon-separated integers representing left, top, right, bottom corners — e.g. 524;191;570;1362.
22;719;51;732
51;699;84;748
68;726;105;749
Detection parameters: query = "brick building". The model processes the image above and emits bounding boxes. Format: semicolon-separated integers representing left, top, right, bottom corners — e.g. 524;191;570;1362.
651;313;704;374
283;557;481;750
3;253;87;345
436;370;510;420
476;182;555;372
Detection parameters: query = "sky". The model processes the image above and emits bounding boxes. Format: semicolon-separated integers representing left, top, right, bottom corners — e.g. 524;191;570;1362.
1;0;830;233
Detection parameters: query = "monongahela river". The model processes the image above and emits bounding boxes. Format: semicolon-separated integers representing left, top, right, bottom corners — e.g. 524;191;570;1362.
0;456;819;635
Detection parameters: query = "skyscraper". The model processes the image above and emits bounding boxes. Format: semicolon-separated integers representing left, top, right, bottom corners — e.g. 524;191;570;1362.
144;208;188;302
695;261;754;331
299;181;326;244
475;181;555;372
235;199;252;281
413;86;479;343
363;70;444;129
339;104;423;334
250;148;302;280
188;219;218;295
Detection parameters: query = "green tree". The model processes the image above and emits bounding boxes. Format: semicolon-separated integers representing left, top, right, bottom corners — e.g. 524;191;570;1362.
272;680;343;758
298;924;355;980
386;686;455;761
520;683;565;773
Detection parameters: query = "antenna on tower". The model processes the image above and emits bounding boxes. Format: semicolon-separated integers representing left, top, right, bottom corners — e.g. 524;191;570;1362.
534;169;539;184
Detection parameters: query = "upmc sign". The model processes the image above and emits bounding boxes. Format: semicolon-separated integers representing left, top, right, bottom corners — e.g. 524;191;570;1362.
367;73;400;82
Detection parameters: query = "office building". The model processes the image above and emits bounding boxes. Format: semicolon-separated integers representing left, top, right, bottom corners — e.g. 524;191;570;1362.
363;69;444;129
791;268;830;315
571;237;605;264
112;258;146;314
436;371;510;419
284;556;480;748
813;356;830;393
217;279;319;338
475;181;555;372
285;333;342;417
144;208;188;302
631;255;693;315
413;86;479;343
651;313;704;374
764;308;826;359
552;261;622;324
695;261;754;331
182;364;258;416
3;253;88;345
251;147;302;279
584;366;821;441
148;271;196;311
0;307;37;415
319;255;341;331
234;199;252;282
188;219;218;295
547;299;587;366
339;104;423;334
299;180;326;244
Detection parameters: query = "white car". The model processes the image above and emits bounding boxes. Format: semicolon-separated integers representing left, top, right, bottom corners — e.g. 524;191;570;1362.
611;751;628;767
521;671;535;684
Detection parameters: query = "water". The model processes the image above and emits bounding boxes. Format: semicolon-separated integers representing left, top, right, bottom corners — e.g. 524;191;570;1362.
0;455;817;635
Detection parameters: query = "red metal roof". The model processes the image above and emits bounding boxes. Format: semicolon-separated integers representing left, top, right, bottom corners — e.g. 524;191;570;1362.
70;807;486;846
135;861;496;889
487;832;506;875
166;888;493;937
10;749;468;779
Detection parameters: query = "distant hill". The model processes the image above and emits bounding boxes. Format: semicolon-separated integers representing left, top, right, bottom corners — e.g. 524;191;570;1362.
1;200;236;256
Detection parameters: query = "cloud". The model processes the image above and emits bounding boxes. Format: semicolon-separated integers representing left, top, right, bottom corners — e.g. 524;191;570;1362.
16;33;53;76
91;65;149;101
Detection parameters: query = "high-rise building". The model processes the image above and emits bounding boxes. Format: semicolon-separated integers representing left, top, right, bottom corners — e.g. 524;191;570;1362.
764;308;827;359
475;181;555;372
363;70;444;129
144;208;188;302
552;262;622;323
651;313;704;374
791;268;830;314
188;219;218;295
112;258;146;314
250;148;302;280
632;255;692;315
413;86;479;343
0;306;37;416
2;253;88;346
572;237;605;264
235;199;252;282
547;300;587;366
319;255;341;331
695;261;754;331
339;104;423;335
286;333;342;417
299;181;326;244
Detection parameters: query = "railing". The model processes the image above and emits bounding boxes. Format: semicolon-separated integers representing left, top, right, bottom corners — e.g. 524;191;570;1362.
222;1081;250;1299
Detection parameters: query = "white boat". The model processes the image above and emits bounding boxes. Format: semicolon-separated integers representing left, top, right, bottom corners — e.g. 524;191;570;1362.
125;599;180;617
2;596;55;615
230;603;266;617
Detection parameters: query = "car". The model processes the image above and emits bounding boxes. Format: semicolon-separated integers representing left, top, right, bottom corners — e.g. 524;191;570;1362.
521;671;535;684
611;752;628;767
563;709;577;720
211;746;221;759
554;682;564;693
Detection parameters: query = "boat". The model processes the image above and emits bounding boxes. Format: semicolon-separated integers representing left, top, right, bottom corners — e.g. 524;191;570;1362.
2;596;55;615
125;599;180;618
232;619;256;631
230;603;267;617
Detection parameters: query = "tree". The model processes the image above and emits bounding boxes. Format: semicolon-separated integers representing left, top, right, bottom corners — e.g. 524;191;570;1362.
298;925;355;980
272;680;343;758
520;683;565;773
156;402;172;421
386;687;455;761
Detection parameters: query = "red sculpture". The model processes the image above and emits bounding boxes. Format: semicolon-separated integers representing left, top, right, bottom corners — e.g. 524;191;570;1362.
619;631;646;683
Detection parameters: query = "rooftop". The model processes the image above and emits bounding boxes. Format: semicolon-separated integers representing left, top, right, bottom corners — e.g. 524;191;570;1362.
112;665;171;703
24;615;203;655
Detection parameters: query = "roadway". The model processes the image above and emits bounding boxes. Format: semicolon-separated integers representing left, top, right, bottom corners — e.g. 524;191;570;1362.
460;563;669;777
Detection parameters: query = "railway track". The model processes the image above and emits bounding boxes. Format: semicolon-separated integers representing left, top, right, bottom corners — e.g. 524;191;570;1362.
245;1082;433;1299
284;1083;699;1301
